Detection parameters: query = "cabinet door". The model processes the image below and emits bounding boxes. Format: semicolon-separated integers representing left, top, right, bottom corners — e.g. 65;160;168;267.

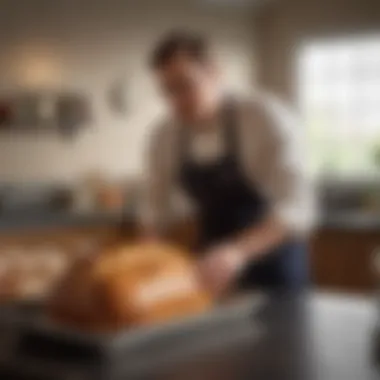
310;230;380;292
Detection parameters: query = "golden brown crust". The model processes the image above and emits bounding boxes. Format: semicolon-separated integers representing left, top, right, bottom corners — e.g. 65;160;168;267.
48;242;212;332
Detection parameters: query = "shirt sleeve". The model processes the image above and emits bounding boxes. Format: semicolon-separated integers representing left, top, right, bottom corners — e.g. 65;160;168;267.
138;121;175;233
242;95;317;235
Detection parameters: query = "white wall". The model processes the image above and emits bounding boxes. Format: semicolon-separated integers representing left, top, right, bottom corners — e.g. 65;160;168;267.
0;0;256;183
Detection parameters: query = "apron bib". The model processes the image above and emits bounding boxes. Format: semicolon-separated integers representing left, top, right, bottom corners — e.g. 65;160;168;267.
178;98;308;290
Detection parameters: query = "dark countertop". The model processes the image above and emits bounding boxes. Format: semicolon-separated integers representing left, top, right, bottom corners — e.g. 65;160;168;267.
0;292;378;380
320;212;380;231
145;292;379;380
0;211;379;235
0;210;132;234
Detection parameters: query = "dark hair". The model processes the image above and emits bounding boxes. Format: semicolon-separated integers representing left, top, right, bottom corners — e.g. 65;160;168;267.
150;30;210;69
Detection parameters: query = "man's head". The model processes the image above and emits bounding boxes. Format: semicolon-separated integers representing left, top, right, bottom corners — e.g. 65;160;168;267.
150;30;221;122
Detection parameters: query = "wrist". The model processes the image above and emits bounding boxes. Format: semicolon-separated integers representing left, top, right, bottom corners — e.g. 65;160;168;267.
220;241;248;272
230;238;251;261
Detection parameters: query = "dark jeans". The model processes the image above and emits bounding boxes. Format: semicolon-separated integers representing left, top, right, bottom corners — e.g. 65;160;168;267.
236;241;309;291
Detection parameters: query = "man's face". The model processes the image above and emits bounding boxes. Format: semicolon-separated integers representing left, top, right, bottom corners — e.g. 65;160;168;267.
155;54;218;121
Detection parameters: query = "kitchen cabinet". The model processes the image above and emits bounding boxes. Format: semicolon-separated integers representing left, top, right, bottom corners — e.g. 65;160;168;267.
0;225;123;253
0;217;194;257
310;228;380;293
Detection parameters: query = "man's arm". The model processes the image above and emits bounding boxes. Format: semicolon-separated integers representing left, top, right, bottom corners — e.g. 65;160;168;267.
233;215;288;261
235;96;316;257
198;96;316;295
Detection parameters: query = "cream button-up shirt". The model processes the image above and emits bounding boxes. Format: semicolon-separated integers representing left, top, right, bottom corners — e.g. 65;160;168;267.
140;93;316;235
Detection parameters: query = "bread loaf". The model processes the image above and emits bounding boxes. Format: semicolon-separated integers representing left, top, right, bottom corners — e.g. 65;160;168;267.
48;242;211;331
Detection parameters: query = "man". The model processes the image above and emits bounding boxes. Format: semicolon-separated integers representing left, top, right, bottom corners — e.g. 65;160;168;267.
141;30;315;296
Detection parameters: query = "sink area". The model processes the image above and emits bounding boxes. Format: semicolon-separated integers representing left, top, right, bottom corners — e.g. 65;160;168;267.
320;210;380;230
317;178;380;229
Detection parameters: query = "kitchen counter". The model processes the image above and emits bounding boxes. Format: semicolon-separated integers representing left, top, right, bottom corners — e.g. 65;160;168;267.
0;292;378;380
0;210;133;234
320;212;380;231
0;204;379;234
145;292;378;380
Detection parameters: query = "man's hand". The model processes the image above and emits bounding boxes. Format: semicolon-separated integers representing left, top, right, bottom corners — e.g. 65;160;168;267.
196;216;288;297
197;243;247;297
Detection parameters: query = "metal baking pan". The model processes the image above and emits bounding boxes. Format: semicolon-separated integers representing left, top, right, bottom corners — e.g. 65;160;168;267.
0;294;267;380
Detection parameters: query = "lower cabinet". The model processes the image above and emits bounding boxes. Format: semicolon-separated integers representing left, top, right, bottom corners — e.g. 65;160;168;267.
310;229;380;293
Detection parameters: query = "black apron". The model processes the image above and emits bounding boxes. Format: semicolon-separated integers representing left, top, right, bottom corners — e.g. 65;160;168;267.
178;99;308;291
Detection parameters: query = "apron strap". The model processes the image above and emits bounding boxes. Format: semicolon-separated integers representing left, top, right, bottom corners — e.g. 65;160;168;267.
221;95;241;158
178;94;240;164
178;121;190;165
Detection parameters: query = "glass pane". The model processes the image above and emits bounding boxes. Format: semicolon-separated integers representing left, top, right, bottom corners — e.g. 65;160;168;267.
298;35;380;177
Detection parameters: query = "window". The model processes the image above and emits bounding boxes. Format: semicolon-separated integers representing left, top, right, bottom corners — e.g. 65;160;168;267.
298;36;380;178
